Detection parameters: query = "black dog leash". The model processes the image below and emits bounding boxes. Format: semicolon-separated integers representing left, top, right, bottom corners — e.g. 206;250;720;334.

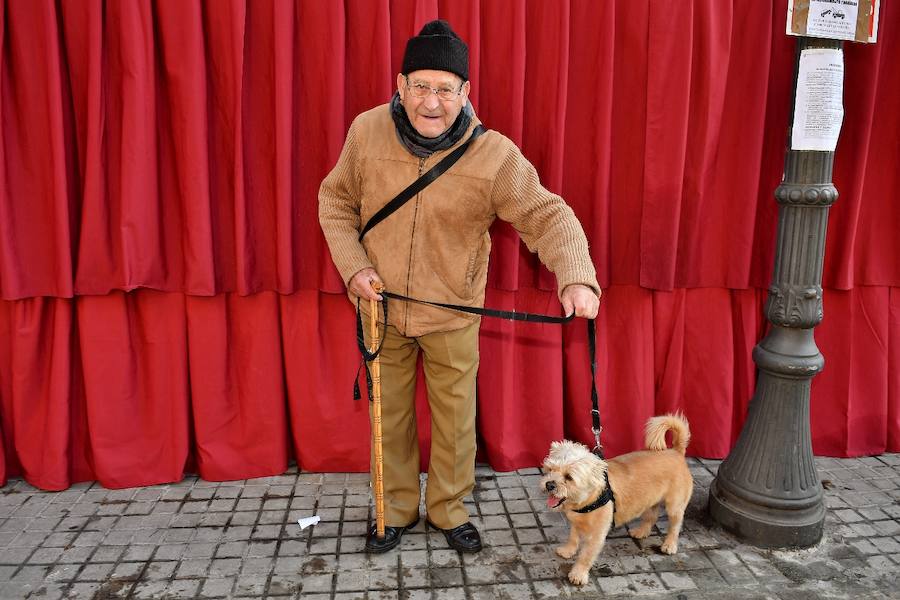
354;292;604;458
353;291;574;401
382;291;575;324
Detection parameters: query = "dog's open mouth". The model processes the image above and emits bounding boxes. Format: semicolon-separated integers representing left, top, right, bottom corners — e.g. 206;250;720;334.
547;495;565;509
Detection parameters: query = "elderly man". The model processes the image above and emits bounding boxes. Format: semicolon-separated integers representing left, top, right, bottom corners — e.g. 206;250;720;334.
319;20;600;553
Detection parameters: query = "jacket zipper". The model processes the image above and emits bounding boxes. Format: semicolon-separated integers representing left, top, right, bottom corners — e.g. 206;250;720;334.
403;157;427;333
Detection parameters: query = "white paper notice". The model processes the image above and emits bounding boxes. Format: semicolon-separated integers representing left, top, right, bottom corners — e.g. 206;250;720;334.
807;0;859;40
297;515;320;530
791;49;844;152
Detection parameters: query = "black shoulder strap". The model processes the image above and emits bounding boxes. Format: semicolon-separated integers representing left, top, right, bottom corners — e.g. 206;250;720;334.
358;124;487;242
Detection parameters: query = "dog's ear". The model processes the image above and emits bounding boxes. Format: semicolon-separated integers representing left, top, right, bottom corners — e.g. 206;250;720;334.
590;456;609;489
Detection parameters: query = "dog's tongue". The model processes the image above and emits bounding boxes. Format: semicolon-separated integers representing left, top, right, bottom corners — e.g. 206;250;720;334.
547;496;559;509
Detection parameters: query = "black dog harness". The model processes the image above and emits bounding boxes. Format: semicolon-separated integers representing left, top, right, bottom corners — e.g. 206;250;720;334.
572;471;615;514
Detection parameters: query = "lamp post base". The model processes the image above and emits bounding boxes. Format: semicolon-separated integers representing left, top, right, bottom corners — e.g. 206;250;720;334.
708;479;825;548
708;329;826;549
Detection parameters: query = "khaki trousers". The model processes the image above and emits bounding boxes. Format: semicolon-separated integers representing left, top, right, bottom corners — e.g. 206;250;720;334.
366;321;479;530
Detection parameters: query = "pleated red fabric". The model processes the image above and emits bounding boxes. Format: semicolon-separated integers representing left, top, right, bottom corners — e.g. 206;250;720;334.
0;1;898;490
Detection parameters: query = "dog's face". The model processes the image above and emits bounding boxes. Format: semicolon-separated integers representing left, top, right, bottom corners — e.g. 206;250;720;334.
540;440;608;511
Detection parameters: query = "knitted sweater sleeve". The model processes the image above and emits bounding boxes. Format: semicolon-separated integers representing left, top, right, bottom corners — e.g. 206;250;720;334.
491;144;600;297
318;120;375;285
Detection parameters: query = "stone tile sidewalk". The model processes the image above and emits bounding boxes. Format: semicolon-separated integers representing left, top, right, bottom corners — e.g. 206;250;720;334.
0;455;897;599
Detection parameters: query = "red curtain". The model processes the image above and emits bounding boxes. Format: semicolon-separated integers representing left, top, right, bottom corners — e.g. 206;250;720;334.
1;0;898;490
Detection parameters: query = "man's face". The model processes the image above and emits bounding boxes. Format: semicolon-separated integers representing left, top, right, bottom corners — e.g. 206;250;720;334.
397;69;470;138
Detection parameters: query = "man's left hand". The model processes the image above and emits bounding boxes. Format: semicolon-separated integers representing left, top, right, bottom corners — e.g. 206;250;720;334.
561;284;601;319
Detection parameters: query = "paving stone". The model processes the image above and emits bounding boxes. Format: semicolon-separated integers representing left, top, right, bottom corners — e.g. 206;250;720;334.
660;570;698;590
90;545;126;563
234;573;268;596
64;582;103;598
201;575;235;597
163;578;201;597
56;547;94;564
309;536;338;555
430;566;464;587
496;582;531;599
27;547;63;564
76;562;115;581
400;549;428;568
690;567;728;590
301;572;335;594
216;540;249;558
300;555;337;574
241;556;274;575
123;545;155;562
223;525;253;542
108;561;145;581
432;587;466;599
404;589;433;600
194;526;225;542
368;568;399;590
268;573;301;596
176;558;211;578
533;578;572;598
402;565;430;588
210;557;242;577
258;510;285;525
627;573;666;595
142;560;177;580
28;582;68;600
228;512;253;525
509;513;538;528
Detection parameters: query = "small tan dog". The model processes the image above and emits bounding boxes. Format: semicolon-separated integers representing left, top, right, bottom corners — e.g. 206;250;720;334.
540;414;693;586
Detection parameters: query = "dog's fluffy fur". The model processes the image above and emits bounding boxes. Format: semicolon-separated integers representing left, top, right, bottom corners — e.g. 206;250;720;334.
540;414;693;586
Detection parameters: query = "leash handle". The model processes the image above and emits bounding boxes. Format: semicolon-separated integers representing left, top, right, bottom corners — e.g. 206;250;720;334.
354;296;388;401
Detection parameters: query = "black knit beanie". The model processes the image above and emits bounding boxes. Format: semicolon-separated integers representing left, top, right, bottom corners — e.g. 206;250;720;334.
401;20;469;81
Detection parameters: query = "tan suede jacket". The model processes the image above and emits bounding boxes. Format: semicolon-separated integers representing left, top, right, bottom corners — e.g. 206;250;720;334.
318;103;599;337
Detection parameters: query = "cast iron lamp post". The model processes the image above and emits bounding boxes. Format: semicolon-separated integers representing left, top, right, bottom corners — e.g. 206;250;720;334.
708;36;843;547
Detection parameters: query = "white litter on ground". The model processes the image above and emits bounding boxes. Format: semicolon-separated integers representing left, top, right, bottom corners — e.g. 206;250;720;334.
297;515;320;530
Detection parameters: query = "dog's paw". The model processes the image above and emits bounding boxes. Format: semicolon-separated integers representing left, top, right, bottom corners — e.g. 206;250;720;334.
556;545;577;560
660;540;678;555
630;524;652;539
568;565;590;586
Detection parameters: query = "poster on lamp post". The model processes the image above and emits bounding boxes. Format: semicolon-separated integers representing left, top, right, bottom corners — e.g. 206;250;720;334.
791;49;844;151
786;0;880;43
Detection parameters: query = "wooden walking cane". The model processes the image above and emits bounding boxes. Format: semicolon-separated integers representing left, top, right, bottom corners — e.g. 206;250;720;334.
369;285;386;539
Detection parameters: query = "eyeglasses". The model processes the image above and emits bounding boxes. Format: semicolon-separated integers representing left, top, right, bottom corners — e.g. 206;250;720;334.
404;75;463;101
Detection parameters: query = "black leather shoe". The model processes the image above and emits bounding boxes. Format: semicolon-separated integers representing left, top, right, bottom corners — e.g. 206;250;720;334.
364;517;419;553
428;520;483;553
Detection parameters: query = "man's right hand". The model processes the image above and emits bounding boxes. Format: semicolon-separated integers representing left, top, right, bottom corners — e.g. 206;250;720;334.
348;267;384;301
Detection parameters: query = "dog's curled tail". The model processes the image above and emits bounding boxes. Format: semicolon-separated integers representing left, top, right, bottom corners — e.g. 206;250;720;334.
645;413;691;455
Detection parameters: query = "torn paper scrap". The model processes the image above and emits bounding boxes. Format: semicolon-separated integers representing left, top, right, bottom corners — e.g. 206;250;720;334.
297;516;320;530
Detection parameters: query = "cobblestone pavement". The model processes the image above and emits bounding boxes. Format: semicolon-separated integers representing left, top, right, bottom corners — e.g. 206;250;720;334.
0;455;897;599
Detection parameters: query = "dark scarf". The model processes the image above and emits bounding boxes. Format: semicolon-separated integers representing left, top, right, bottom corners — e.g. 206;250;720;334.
390;91;473;158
